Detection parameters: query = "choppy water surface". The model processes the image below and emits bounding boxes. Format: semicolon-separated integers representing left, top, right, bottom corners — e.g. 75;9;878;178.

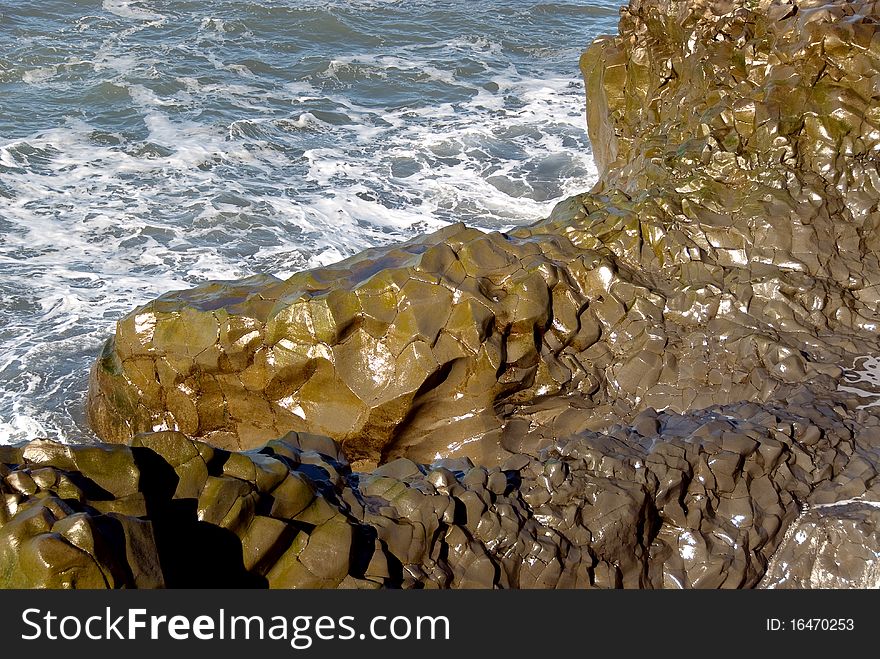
0;0;616;443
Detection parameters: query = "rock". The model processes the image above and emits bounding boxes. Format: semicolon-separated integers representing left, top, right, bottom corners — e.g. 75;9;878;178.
9;0;880;588
373;458;424;480
6;381;880;588
240;515;289;572
0;495;163;589
296;516;353;582
86;0;880;475
268;473;315;519
759;502;880;589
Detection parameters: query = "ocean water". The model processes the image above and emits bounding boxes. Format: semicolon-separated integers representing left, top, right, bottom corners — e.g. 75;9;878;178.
0;0;617;444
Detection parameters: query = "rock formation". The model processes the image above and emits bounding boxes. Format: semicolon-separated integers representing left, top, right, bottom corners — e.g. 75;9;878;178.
4;0;880;587
86;0;880;473
759;500;880;588
4;387;880;588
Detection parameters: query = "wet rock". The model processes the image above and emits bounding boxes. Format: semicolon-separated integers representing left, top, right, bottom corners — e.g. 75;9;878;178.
759;502;880;589
374;458;424;481
15;0;880;588
296;516;353;582
86;0;880;475
0;494;163;589
11;385;880;588
269;473;315;519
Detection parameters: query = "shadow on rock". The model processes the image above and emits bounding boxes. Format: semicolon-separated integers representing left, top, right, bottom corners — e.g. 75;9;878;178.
131;446;267;588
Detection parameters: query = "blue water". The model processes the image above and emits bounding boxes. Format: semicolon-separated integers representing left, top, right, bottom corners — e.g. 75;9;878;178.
0;0;618;443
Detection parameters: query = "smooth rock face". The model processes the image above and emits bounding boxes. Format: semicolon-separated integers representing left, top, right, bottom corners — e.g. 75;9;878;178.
52;0;880;586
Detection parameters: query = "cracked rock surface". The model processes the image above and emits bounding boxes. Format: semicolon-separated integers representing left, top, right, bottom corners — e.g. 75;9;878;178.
6;0;880;587
87;0;880;474
3;388;880;588
759;501;880;588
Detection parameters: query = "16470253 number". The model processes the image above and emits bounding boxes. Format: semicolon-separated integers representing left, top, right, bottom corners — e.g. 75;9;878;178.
790;619;854;631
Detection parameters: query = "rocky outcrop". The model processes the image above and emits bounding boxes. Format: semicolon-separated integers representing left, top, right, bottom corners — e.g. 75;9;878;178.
85;230;614;468
4;387;880;588
759;501;880;588
7;0;880;587
86;0;880;471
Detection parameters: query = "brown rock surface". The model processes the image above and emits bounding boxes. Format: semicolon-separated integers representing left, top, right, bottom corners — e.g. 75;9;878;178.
22;0;879;586
759;501;880;588
4;386;880;588
86;0;880;471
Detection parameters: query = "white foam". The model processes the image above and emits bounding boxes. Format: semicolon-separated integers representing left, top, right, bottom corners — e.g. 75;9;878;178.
22;67;56;85
319;54;459;86
285;65;597;230
102;0;164;22
92;52;138;74
447;35;505;56
0;1;603;445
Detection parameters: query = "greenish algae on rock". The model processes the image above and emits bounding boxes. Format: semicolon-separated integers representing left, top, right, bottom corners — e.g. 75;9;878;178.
2;0;874;587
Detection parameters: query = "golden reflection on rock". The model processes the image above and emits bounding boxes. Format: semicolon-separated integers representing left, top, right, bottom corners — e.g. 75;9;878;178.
57;0;880;588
